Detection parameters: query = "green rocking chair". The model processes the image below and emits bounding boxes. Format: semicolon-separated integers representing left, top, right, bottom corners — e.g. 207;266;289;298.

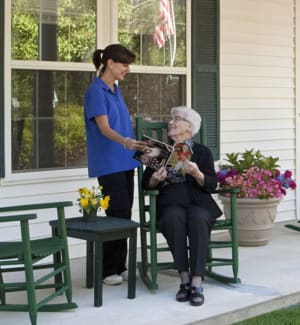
0;201;77;325
135;116;240;290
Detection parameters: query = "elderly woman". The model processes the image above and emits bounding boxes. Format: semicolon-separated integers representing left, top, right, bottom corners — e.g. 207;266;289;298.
142;106;222;306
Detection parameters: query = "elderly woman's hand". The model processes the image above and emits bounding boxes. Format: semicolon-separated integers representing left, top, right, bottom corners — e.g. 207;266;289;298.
183;160;205;186
149;166;167;188
153;166;167;182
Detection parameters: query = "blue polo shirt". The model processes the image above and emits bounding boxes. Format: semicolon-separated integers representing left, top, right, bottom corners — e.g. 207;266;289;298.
84;77;139;177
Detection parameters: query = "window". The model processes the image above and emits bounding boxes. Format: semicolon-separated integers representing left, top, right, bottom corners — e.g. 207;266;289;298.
10;0;96;172
8;0;188;173
118;0;188;120
118;0;186;67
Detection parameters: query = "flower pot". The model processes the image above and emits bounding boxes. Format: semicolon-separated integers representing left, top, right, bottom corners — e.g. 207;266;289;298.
83;209;98;222
219;196;280;247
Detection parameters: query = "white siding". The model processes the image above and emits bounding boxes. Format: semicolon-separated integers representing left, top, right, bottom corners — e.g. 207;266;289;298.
0;175;141;258
1;0;298;260
220;0;297;222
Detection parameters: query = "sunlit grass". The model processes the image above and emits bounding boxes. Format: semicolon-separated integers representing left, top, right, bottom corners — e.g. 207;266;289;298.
233;304;300;325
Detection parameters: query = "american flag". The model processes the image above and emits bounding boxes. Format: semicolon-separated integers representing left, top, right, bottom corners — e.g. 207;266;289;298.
153;0;175;48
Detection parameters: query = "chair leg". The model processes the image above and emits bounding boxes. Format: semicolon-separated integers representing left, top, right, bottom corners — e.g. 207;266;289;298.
138;236;159;290
61;246;73;303
57;207;74;304
0;267;5;304
86;240;94;288
29;310;37;325
51;225;63;288
127;231;137;299
21;221;38;325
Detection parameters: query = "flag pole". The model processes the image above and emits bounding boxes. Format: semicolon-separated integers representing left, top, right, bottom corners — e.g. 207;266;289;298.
169;0;176;67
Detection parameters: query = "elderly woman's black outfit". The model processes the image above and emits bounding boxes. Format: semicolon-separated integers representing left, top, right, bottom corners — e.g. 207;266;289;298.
142;141;222;304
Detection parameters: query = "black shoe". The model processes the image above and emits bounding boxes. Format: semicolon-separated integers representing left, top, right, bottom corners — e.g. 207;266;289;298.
176;283;191;302
190;286;204;306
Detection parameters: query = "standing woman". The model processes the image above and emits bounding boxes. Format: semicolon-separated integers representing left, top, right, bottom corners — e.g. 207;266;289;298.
84;44;145;285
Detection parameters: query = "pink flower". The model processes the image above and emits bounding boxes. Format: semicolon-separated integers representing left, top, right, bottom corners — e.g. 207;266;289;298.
284;170;292;178
217;166;296;200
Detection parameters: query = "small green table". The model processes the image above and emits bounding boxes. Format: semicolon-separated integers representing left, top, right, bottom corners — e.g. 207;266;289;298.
50;216;139;307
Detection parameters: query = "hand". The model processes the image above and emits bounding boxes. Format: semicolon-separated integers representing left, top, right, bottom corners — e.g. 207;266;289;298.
126;139;147;151
183;161;205;186
183;160;200;177
152;167;167;183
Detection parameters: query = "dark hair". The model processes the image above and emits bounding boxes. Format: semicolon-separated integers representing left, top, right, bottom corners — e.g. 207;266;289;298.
92;44;136;74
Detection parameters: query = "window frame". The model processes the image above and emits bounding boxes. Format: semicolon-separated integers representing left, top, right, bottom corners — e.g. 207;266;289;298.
0;0;4;178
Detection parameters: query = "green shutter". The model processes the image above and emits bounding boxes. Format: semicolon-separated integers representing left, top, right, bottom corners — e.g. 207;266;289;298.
192;0;220;160
0;0;4;177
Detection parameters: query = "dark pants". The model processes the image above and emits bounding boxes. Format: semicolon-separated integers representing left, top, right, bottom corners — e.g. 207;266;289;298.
158;205;213;277
98;170;134;278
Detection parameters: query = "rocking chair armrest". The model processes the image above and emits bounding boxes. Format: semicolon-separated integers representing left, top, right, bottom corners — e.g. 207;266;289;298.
0;213;37;223
213;188;239;195
0;201;73;212
143;189;160;196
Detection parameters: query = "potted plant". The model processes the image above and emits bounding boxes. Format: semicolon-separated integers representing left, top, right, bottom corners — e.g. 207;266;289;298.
77;186;110;222
217;149;296;246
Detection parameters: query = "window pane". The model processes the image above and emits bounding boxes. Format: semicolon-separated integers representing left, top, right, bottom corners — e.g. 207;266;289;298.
118;0;186;67
11;70;184;172
121;73;186;120
11;0;96;62
11;69;92;171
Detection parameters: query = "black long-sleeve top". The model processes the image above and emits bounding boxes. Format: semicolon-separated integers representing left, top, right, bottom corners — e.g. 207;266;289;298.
142;142;222;220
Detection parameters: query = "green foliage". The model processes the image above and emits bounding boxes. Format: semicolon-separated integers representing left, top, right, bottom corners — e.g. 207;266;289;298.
54;103;86;166
224;149;280;174
11;11;38;60
57;0;96;62
17;121;33;170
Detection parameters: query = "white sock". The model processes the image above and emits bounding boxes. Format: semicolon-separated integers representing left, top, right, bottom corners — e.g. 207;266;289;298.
180;271;190;284
191;275;202;288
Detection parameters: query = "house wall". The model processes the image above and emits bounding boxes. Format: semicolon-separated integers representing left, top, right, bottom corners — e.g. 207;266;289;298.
0;0;298;259
220;0;297;222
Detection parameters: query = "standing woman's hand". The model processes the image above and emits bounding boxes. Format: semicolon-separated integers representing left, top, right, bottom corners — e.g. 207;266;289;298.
95;115;146;150
124;138;147;151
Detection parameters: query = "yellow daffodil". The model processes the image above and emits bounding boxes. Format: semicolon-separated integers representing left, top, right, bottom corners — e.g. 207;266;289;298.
77;185;110;214
100;195;110;210
79;197;89;208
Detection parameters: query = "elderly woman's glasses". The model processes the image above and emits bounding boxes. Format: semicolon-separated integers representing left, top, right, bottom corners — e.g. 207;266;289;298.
170;116;190;124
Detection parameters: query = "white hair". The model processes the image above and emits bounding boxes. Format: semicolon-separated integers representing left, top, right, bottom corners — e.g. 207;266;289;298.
170;106;201;136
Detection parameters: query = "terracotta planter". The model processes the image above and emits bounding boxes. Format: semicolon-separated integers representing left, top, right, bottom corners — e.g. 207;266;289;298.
83;208;98;222
220;196;280;247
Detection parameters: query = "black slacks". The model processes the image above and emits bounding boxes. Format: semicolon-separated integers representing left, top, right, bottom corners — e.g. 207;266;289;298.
158;204;213;277
98;170;134;278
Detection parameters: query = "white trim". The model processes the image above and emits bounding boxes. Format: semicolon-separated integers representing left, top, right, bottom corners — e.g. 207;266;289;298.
1;168;89;186
4;1;12;181
186;0;192;106
10;61;186;75
11;60;94;71
97;0;113;47
130;65;187;74
111;0;119;43
296;0;300;219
